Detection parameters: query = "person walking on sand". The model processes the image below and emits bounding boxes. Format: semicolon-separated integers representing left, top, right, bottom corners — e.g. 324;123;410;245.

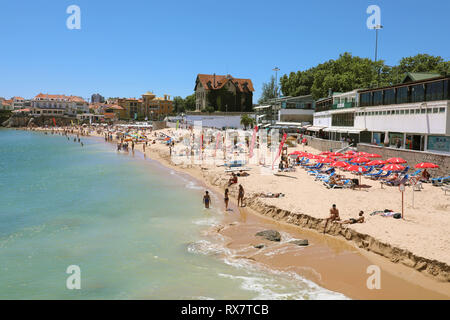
203;191;211;209
224;188;230;211
237;184;245;207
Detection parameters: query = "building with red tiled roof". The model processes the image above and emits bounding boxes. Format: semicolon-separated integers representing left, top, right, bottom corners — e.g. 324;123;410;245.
31;93;89;117
194;74;254;112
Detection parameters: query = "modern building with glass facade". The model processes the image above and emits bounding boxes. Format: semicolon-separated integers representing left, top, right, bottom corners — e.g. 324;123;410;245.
310;74;450;154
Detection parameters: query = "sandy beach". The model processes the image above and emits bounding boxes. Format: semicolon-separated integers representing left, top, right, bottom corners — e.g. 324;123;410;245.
26;125;450;299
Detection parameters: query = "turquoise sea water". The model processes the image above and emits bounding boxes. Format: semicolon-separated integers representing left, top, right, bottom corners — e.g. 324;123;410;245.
0;129;346;299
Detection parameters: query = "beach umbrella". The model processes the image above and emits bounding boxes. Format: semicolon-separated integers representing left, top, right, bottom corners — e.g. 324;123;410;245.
317;157;333;163
347;165;368;172
387;157;407;164
307;154;322;160
414;162;439;169
366;153;382;158
351;157;370;164
329;152;343;156
367;160;387;166
331;161;349;168
345;150;356;155
320;151;331;155
382;164;405;172
354;152;369;157
340;154;355;159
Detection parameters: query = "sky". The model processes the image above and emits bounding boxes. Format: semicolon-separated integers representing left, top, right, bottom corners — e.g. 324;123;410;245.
0;0;449;101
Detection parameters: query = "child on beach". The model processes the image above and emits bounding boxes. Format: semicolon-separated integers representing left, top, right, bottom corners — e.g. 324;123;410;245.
237;185;245;207
203;191;211;209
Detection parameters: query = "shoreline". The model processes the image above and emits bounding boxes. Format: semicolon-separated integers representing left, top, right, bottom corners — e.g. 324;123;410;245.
17;127;450;299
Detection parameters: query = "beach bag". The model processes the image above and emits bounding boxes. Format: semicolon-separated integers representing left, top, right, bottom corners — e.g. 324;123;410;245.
393;213;402;219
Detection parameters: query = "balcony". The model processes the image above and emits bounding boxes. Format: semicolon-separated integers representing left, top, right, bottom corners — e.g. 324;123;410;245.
332;101;355;109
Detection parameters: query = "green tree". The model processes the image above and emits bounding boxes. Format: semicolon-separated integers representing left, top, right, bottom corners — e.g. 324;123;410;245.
258;75;277;104
397;54;446;74
173;96;185;114
240;114;255;130
184;94;196;111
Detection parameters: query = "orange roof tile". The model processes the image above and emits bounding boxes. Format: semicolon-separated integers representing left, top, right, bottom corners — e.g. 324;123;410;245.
195;74;254;92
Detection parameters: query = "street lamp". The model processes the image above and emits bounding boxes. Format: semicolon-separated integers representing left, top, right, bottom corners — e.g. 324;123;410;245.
372;24;383;63
272;67;280;98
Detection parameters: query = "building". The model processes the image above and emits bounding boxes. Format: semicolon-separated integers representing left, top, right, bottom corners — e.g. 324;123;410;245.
30;93;89;117
194;74;254;112
11;97;25;110
141;92;173;120
117;98;143;120
310;74;450;154
0;98;13;111
91;93;105;103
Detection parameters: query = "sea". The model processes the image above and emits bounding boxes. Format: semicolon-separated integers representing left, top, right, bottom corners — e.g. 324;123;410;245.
0;128;347;299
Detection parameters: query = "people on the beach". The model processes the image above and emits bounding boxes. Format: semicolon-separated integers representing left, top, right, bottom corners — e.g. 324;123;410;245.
228;173;238;187
340;211;365;224
224;188;229;211
421;169;431;181
203;191;211;209
237;184;245;207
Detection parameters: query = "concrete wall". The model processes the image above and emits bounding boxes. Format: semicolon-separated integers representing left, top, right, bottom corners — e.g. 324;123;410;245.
152;121;167;130
304;135;348;152
357;143;450;177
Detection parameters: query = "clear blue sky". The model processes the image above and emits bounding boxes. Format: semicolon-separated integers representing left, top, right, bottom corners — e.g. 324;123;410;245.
0;0;449;101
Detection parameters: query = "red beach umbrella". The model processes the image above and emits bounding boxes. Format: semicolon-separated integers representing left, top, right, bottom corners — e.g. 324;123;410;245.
367;160;387;166
382;164;405;171
354;152;369;157
289;151;303;156
414;162;439;169
347;165;368;173
345;150;356;154
331;161;349;168
387;157;407;164
340;154;355;159
317;157;333;163
329;152;343;156
351;157;370;164
308;154;322;160
366;153;382;158
320;151;331;155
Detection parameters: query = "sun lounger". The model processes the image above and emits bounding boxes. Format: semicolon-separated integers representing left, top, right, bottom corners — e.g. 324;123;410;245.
442;186;450;195
432;176;450;186
371;171;392;180
365;169;383;177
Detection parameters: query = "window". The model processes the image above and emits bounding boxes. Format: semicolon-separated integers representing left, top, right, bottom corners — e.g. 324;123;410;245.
331;112;355;127
397;86;409;104
384;89;395;105
373;90;383;106
433;108;438;113
360;92;371;107
415;109;420;114
421;109;426;114
411;84;425;102
426;81;444;101
427;135;450;153
405;110;409;114
427;108;432;113
439;107;445;113
400;110;405;114
382;111;386;115
386;110;391;115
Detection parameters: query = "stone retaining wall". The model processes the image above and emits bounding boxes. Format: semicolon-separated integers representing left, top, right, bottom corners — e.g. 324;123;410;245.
304;135;348;152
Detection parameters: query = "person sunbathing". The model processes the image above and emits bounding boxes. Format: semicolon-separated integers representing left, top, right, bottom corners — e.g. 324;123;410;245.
340;211;365;224
228;173;238;187
236;170;249;177
329;176;344;186
384;173;399;183
258;192;285;198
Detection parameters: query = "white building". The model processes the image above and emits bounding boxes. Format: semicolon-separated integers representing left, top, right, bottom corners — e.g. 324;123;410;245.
311;75;450;154
31;93;89;117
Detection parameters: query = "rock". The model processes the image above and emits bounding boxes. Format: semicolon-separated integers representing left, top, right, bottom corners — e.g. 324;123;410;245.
255;230;281;242
254;244;265;249
289;239;309;246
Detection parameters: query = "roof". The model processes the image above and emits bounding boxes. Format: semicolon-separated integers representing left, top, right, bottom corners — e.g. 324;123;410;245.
401;72;441;83
34;93;86;103
195;74;254;92
103;104;124;110
103;113;116;119
358;74;449;93
12;96;24;101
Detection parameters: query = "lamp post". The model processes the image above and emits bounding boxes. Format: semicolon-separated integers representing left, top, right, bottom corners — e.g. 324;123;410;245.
272;67;280;126
373;24;383;62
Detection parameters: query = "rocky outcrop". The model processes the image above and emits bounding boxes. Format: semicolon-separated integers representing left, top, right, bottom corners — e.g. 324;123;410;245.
255;230;281;242
2;115;74;128
290;239;309;246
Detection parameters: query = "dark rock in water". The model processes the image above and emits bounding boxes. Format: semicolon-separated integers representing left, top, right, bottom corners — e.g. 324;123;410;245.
254;244;265;249
255;230;281;242
290;239;309;246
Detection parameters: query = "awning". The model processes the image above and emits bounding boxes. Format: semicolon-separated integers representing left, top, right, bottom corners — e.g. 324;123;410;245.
307;126;326;132
254;105;272;110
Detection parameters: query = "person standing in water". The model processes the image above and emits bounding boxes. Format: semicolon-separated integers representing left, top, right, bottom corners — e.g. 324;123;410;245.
203;191;211;209
224;189;229;211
